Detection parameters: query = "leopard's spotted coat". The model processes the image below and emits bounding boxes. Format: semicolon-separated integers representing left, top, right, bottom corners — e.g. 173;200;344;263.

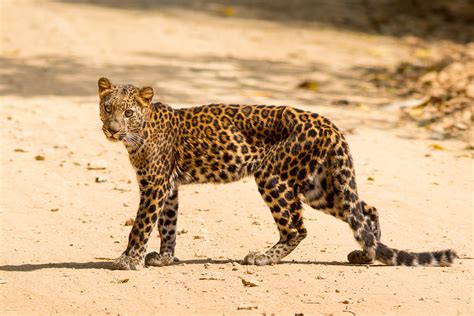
98;77;457;270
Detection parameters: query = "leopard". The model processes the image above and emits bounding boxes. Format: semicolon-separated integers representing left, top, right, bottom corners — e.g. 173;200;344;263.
97;77;457;270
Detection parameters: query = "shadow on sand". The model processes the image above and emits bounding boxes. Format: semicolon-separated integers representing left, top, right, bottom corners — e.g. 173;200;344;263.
0;258;386;272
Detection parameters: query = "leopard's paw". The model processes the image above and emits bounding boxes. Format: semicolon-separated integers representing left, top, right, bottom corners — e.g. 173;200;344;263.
347;250;375;264
145;252;178;267
112;253;143;270
242;251;273;266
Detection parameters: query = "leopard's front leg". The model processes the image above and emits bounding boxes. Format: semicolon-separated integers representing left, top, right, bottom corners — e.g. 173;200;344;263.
112;177;170;270
145;188;179;267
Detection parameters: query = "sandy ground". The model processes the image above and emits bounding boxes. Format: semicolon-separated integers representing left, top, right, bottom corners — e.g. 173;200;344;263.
0;0;473;315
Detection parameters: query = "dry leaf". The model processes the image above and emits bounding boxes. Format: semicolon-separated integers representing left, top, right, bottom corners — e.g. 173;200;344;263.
87;166;106;170
237;304;258;310
110;278;129;284
332;99;350;106
297;80;318;91
87;161;107;170
199;277;225;281
220;6;235;17
356;103;370;111
240;276;259;287
124;218;134;226
35;155;45;161
113;186;130;192
414;48;433;59
429;144;445;151
95;176;108;183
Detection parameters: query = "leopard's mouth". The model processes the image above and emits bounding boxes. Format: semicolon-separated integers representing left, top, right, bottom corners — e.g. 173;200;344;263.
102;127;124;142
106;136;121;142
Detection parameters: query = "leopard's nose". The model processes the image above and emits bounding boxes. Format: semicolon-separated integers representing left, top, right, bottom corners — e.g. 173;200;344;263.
107;121;121;134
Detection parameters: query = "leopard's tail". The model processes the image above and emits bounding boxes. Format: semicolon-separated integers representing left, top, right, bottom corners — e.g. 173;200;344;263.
375;242;457;266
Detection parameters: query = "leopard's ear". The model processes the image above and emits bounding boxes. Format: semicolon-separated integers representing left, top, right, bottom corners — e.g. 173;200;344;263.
138;86;154;105
98;77;112;97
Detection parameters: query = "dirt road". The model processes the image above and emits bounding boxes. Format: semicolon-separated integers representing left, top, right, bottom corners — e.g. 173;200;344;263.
1;1;472;314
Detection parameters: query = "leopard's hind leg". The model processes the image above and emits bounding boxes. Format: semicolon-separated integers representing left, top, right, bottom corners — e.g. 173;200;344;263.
346;201;381;264
243;171;307;265
302;144;380;264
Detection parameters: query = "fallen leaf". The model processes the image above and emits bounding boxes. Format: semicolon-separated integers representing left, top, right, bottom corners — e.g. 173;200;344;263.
297;80;318;91
384;98;428;110
14;148;28;153
332;99;351;106
199;276;225;281
367;176;375;181
240;276;259;287
94;257;114;261
50;208;59;212
356;103;370;111
414;48;433;59
87;161;108;170
124;218;134;226
343;128;356;135
237;304;258;310
35;155;45;161
220;6;235;17
110;278;129;284
113;186;130;192
95;176;108;183
429;144;445;151
87;166;106;170
454;122;468;130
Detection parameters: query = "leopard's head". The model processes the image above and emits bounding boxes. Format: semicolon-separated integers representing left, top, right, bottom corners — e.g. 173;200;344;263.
98;77;153;150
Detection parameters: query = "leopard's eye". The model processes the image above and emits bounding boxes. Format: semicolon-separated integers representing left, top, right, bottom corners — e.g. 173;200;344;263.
104;105;112;113
124;109;134;118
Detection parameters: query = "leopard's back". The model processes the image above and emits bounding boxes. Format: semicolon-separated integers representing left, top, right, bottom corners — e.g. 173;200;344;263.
173;103;337;185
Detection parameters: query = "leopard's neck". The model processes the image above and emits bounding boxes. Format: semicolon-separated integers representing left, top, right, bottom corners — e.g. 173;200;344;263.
127;102;180;172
